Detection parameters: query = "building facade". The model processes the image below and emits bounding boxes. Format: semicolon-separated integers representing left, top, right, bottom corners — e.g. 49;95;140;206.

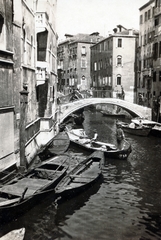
57;33;104;93
138;0;161;121
91;25;139;103
0;0;15;169
153;0;161;121
138;0;155;108
0;0;58;170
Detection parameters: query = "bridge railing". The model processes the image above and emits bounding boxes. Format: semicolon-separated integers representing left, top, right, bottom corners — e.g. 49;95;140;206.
57;90;124;104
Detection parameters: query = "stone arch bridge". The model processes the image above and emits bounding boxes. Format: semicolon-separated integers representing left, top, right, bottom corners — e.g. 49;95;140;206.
57;98;151;123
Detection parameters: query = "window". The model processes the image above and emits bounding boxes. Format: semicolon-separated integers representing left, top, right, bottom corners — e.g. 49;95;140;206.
117;75;121;85
153;71;156;82
118;39;122;47
148;9;151;20
100;60;103;69
117;55;122;66
155;17;159;26
152;7;155;17
144;34;147;45
142;76;145;87
145;12;147;22
37;30;48;61
81;46;86;55
140;15;143;24
81;57;87;68
110;56;112;65
108;41;110;50
94;62;97;71
153;42;158;60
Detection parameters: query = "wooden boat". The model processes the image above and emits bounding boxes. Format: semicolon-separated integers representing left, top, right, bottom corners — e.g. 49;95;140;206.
38;131;70;160
0;228;25;240
66;128;131;160
0;164;18;186
0;155;68;223
55;151;104;202
118;121;151;137
101;110;126;118
132;117;161;137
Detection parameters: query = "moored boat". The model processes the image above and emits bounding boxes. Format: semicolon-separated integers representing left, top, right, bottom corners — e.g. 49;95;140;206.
132;117;161;137
66;128;131;160
0;164;18;186
55;151;104;202
0;155;68;223
38;131;70;160
101;110;126;118
117;121;151;137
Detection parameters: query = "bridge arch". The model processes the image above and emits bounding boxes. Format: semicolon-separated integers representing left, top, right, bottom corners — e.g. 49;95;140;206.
58;98;151;123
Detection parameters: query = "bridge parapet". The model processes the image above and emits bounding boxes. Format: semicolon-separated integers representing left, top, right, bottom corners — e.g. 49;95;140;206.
57;98;152;123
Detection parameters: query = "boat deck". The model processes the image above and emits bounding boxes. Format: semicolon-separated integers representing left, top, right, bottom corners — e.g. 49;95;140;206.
0;177;51;197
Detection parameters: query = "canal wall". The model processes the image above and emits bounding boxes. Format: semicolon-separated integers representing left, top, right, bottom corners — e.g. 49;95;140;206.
0;117;58;171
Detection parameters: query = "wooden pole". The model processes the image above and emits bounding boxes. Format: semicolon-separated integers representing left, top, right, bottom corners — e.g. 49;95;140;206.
19;89;29;171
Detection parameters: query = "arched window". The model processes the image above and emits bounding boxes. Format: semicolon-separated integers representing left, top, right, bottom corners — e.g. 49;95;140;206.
117;55;122;67
117;74;121;85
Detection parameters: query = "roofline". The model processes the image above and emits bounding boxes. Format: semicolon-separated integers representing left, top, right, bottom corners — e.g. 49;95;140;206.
90;33;139;48
139;0;154;11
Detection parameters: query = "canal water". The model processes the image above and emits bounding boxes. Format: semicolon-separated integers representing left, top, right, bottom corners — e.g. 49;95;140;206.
1;109;161;240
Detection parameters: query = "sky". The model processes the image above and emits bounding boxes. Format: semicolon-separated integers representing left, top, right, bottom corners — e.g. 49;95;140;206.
56;0;148;41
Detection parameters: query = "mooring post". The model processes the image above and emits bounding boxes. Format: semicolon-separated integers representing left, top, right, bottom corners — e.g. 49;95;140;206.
19;88;29;171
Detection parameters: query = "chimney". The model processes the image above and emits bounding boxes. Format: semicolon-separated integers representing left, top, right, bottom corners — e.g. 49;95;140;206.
113;28;117;33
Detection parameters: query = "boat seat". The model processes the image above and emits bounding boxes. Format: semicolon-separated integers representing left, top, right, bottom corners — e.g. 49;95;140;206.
0;177;51;197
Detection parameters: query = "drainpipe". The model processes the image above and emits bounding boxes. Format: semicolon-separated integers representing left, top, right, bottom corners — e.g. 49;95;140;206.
19;88;29;171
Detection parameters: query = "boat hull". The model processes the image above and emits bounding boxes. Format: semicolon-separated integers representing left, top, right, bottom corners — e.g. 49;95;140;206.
55;151;103;202
69;138;131;160
121;125;151;136
101;111;126;118
0;156;68;224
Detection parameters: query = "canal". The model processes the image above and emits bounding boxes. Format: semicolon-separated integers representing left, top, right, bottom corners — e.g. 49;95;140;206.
1;108;161;240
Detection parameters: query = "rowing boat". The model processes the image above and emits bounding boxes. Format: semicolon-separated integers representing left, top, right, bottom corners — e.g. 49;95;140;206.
66;128;131;160
132;117;161;138
118;121;151;137
38;131;70;160
0;155;68;223
101;110;126;118
55;151;104;202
